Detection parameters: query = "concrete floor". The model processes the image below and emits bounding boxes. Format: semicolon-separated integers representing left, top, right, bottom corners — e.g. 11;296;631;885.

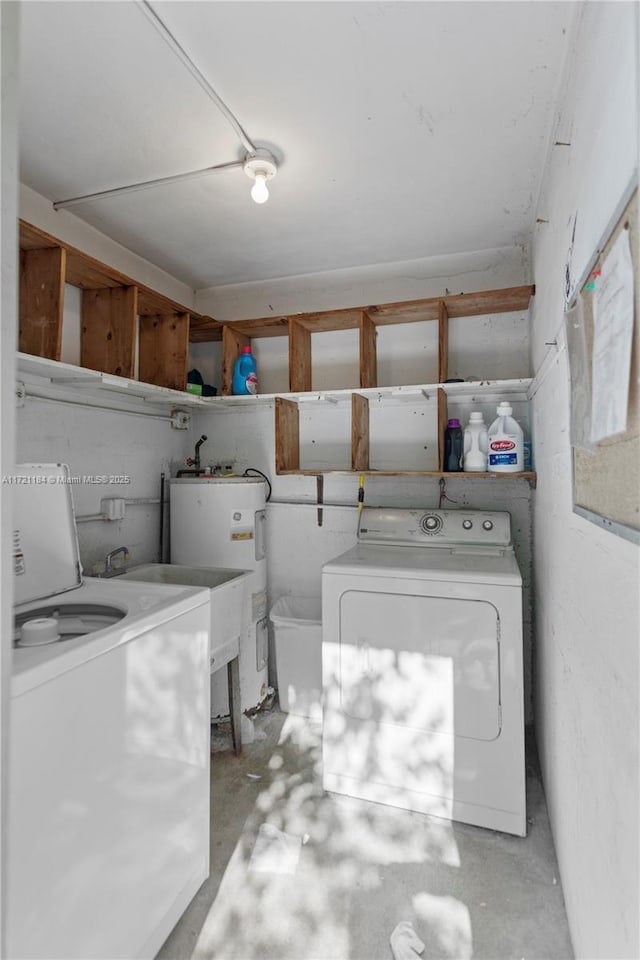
158;707;574;960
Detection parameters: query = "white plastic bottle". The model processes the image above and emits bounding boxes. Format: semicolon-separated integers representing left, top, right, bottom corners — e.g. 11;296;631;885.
487;402;524;473
463;411;488;472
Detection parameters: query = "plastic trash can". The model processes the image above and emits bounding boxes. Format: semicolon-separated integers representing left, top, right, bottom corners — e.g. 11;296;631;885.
270;596;322;720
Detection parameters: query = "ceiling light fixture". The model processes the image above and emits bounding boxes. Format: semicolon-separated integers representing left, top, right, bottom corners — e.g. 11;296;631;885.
53;150;279;211
243;150;278;205
52;2;280;212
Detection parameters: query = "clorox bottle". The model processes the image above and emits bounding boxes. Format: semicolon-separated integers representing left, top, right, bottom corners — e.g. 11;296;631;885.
488;402;523;473
232;345;258;395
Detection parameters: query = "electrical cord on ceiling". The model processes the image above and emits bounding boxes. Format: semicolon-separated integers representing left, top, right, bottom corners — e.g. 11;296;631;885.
243;468;272;502
52;159;245;210
53;2;279;211
137;0;256;155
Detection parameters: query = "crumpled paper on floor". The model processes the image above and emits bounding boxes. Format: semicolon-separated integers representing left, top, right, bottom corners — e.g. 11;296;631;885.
390;921;425;960
248;823;302;875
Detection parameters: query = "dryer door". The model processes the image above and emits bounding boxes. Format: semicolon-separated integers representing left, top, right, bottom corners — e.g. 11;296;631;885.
338;589;500;741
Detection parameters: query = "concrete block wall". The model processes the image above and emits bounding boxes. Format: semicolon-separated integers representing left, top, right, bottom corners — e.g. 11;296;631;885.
530;4;639;956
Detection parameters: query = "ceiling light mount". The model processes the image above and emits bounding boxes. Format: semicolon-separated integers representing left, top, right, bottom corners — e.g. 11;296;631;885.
243;149;278;204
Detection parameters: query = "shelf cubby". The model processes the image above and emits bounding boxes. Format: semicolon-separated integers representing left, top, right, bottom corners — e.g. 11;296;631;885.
19;220;221;391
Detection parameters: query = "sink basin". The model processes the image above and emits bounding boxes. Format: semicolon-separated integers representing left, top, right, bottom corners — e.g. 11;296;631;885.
117;564;250;671
119;564;246;589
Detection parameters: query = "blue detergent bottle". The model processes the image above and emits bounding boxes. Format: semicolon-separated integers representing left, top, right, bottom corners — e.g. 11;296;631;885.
232;345;258;395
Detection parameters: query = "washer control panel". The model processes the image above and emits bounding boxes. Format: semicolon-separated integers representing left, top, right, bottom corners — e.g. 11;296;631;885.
358;507;512;547
420;514;443;535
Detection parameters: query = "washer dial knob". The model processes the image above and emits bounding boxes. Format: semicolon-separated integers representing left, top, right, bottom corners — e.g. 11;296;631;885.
421;514;442;534
462;519;473;530
482;519;494;531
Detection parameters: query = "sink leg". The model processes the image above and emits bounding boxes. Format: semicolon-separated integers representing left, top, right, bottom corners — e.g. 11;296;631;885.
227;657;242;755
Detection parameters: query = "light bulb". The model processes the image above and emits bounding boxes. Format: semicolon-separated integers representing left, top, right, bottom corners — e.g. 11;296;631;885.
250;172;269;204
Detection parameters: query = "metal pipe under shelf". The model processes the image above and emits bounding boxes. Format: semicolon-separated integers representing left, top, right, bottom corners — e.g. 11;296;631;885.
268;500;359;509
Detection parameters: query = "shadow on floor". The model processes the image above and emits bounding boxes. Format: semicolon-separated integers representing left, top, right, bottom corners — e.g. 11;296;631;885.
157;709;573;960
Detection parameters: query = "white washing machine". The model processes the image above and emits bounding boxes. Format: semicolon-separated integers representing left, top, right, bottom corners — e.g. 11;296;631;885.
9;464;211;960
322;506;525;836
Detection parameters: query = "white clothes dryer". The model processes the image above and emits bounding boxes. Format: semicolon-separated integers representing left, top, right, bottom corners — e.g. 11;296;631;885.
322;507;525;836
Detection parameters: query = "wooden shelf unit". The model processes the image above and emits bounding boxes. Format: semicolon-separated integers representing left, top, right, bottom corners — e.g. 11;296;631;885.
257;285;535;478
275;391;536;485
191;284;534;397
19;220;222;391
18;221;535;479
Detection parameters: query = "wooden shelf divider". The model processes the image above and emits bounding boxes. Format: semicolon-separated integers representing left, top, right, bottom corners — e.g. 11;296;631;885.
352;393;370;471
359;311;377;389
19;246;66;361
289;319;312;393
81;285;137;379
139;311;190;392
275;397;300;473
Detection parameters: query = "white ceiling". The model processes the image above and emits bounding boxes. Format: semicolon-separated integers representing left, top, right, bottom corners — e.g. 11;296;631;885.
18;1;575;291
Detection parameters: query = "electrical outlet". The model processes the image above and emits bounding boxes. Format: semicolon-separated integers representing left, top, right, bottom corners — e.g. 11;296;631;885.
101;498;126;520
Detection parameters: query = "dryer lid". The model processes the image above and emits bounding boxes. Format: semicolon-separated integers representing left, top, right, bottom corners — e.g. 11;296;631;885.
13;463;83;605
170;476;266;484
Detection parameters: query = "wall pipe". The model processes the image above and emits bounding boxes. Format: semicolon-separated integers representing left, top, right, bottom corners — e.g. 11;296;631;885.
75;498;162;523
159;472;165;563
76;497;357;522
22;387;176;422
267;500;359;510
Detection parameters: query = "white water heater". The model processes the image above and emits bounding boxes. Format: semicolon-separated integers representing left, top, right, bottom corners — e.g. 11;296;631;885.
170;476;268;717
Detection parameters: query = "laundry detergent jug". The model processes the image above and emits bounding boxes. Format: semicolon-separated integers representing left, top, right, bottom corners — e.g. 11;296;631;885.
487;402;523;473
232;345;258;395
463;412;488;472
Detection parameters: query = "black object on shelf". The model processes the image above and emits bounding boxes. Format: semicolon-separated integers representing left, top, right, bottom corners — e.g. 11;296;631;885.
188;368;217;397
444;418;463;471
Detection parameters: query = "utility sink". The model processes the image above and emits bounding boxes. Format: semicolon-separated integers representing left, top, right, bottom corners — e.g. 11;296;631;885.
118;563;250;671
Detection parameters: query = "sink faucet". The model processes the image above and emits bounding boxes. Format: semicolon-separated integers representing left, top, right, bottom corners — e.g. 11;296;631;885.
104;546;129;574
185;435;208;471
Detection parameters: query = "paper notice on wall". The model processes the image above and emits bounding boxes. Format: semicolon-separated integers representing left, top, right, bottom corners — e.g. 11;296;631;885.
565;295;594;451
590;228;635;443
